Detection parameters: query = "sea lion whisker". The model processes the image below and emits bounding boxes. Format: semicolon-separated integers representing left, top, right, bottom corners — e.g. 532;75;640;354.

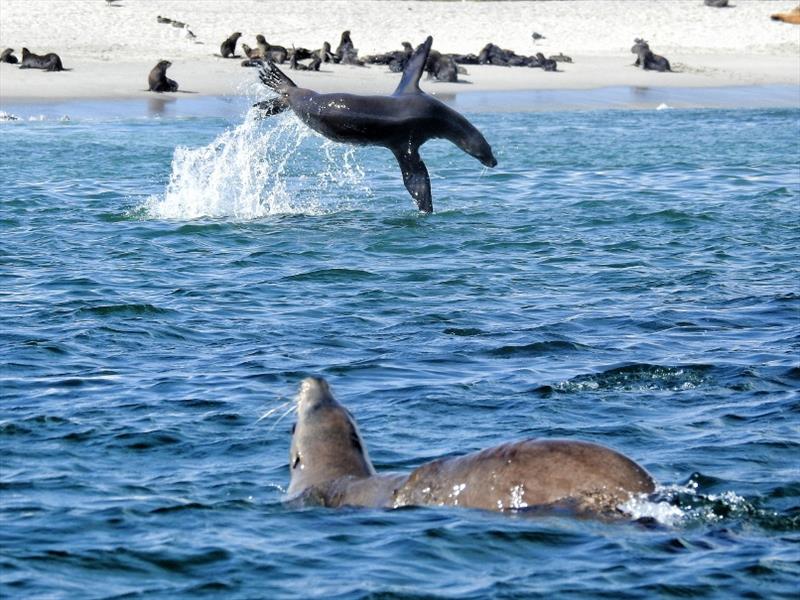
256;399;290;424
268;403;297;434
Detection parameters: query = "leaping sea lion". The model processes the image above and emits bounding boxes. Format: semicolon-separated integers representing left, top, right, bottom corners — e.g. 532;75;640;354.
285;378;656;516
252;36;496;212
148;60;178;92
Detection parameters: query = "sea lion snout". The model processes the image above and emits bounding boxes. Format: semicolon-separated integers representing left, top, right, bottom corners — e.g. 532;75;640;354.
297;376;336;413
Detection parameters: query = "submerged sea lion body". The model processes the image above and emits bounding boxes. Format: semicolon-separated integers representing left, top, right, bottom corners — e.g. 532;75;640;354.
286;378;656;516
253;36;496;212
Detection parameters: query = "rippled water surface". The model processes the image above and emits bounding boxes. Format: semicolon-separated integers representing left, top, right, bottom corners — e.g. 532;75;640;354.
1;102;799;599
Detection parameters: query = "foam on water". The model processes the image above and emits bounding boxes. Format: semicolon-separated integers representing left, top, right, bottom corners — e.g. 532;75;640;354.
143;109;370;220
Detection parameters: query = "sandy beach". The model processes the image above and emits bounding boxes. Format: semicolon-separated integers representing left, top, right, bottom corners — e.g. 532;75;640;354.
1;0;799;103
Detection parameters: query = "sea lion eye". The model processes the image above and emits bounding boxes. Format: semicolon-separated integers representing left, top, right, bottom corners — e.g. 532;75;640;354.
292;454;301;469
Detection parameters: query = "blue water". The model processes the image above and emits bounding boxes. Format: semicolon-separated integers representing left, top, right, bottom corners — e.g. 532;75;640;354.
1;100;799;599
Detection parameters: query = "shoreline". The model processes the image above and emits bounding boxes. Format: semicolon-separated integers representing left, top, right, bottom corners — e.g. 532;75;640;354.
1;53;799;104
2;84;798;120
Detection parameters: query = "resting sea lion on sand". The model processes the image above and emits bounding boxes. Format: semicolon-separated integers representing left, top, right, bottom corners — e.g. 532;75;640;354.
252;37;496;212
536;52;558;72
334;30;354;62
425;50;459;82
242;43;262;59
220;32;242;58
314;41;335;63
631;39;671;72
256;35;288;63
148;60;178;92
285;378;656;517
549;53;573;63
289;51;320;71
0;48;18;64
704;0;730;7
771;5;800;24
156;15;172;24
19;48;64;71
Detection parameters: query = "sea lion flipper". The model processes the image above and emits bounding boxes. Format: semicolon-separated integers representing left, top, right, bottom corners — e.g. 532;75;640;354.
393;148;432;212
392;36;433;96
258;61;297;93
253;97;290;117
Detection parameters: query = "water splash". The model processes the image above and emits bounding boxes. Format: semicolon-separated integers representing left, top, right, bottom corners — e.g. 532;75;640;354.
621;478;773;528
143;109;370;220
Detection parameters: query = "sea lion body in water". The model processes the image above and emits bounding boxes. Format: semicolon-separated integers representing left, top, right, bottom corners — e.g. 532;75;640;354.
253;36;496;212
148;60;178;92
19;48;64;71
286;378;656;516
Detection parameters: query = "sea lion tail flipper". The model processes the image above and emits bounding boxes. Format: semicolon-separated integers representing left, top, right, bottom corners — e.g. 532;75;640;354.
393;148;432;213
258;61;296;93
392;36;433;96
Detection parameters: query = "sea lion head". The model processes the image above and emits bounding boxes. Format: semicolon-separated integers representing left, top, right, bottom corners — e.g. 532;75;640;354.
156;60;172;71
256;34;266;44
287;377;375;497
458;126;497;169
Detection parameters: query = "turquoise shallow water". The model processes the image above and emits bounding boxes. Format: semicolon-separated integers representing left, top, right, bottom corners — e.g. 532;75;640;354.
1;100;799;598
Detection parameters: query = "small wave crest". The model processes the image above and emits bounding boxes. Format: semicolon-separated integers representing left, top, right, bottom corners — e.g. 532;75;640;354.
142;109;369;220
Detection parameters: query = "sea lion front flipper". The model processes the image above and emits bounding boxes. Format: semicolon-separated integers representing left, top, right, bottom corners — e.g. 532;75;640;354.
393;148;432;212
392;36;433;96
252;97;289;117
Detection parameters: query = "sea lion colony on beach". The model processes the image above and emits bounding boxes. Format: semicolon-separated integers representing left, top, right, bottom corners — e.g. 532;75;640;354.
226;30;573;81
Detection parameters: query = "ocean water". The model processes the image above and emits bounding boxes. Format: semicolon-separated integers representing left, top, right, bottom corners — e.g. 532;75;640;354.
1;97;799;599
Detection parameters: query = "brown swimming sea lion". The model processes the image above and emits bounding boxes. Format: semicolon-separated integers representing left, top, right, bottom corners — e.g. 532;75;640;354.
285;377;656;516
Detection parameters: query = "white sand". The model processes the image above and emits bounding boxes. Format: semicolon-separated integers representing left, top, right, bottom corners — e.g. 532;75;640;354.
0;0;798;102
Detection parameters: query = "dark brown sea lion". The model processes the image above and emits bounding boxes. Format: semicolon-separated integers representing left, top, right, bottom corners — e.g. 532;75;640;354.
425;49;459;82
253;37;495;212
334;30;354;62
631;38;671;72
220;32;242;58
19;48;64;71
285;378;656;516
148;60;178;92
1;48;18;64
256;35;288;63
314;41;334;63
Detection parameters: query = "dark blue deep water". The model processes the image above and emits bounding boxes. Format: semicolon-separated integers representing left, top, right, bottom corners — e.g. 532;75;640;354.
1;101;799;598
